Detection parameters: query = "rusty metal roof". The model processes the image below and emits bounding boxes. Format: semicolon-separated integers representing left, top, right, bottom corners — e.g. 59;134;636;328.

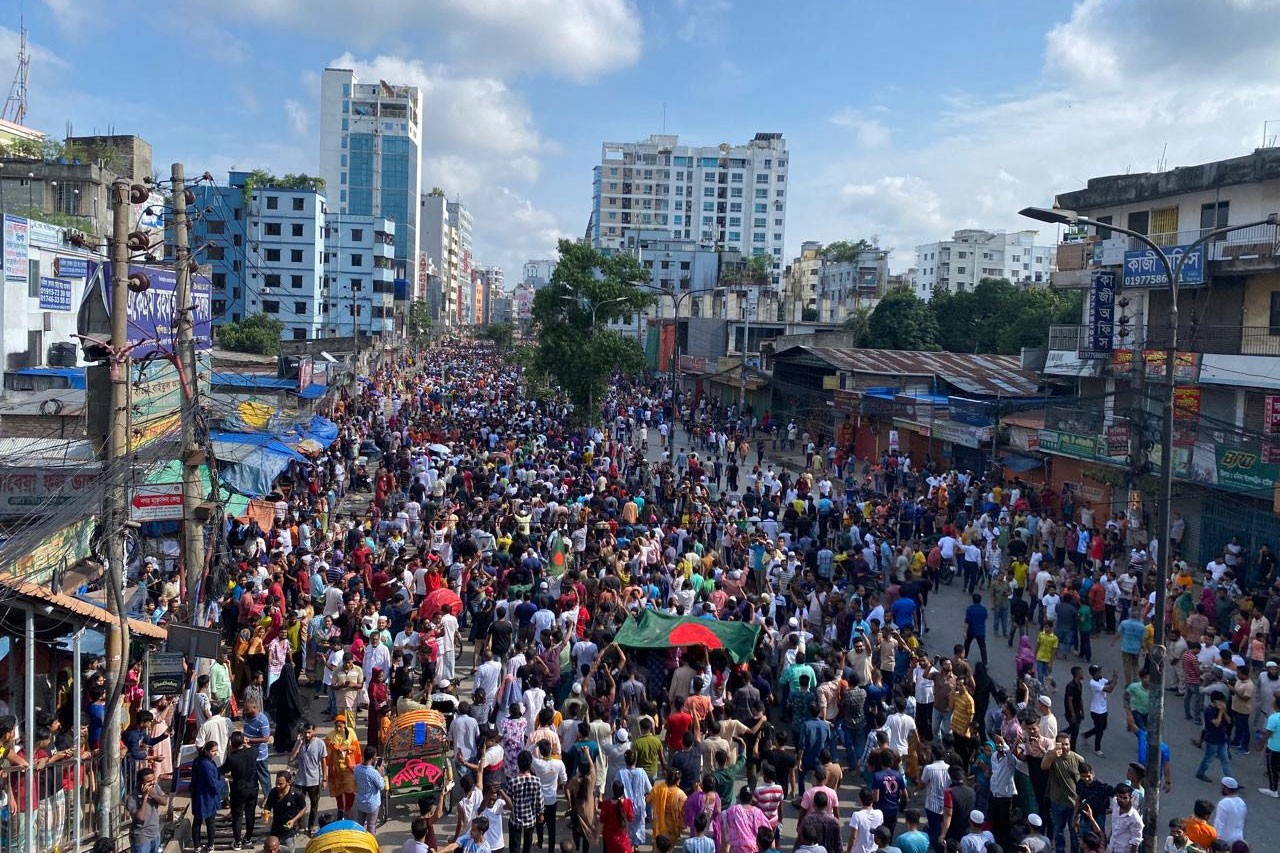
776;345;1040;397
0;572;168;641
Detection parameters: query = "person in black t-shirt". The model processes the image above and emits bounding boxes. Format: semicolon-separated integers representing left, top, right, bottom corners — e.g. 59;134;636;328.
487;608;514;658
263;770;307;849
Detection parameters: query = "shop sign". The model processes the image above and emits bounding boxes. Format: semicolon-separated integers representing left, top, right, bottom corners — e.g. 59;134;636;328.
11;515;95;586
147;651;185;696
1110;349;1201;383
1265;396;1280;463
888;429;899;452
1037;429;1098;459
1080;270;1116;359
932;420;988;448
1123;244;1205;287
1009;426;1040;452
1105;424;1130;456
1214;445;1280;493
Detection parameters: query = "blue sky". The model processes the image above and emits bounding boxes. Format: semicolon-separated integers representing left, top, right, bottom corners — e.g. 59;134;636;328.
5;0;1280;280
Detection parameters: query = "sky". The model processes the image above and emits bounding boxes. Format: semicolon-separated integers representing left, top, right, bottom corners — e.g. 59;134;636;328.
4;0;1280;281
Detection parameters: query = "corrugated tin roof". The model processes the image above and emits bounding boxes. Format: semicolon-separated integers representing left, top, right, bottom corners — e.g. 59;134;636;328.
778;346;1040;397
0;437;97;464
211;372;295;390
0;573;168;640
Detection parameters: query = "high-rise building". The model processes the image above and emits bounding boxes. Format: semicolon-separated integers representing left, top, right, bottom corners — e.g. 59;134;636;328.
522;259;556;290
319;68;422;299
475;266;504;325
448;200;473;322
590;132;788;287
913;229;1054;299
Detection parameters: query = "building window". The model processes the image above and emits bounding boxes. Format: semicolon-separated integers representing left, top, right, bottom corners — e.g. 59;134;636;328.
755;189;767;199
292;224;304;237
207;220;225;235
1271;292;1280;335
266;196;278;210
264;274;281;287
351;278;362;291
729;217;741;227
728;231;741;241
265;223;281;236
263;300;280;313
292;328;307;340
295;301;307;314
756;174;768;183
1201;201;1229;230
265;249;280;262
213;272;226;288
292;197;305;211
233;234;242;247
206;246;225;260
957;266;966;273
730;188;743;198
291;275;303;289
351;229;363;241
350;254;363;266
680;261;690;270
289;249;302;263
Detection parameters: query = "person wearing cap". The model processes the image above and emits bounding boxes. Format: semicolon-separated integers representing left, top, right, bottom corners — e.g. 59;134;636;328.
1213;777;1246;845
959;810;993;853
1022;814;1049;853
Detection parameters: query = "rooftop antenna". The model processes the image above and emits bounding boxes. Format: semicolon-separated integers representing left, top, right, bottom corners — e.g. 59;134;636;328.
1264;120;1280;149
662;101;667;134
3;3;30;125
1156;142;1168;172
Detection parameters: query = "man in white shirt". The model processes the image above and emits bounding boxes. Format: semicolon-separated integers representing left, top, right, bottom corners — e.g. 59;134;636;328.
1212;777;1247;844
195;701;233;766
846;789;884;853
1106;783;1144;853
883;697;918;757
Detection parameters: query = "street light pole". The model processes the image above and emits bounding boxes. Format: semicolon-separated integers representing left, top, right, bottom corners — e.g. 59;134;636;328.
638;284;720;404
1021;205;1278;853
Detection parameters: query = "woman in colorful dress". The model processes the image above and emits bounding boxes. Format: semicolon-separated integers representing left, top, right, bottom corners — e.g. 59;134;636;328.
600;780;636;853
325;712;363;817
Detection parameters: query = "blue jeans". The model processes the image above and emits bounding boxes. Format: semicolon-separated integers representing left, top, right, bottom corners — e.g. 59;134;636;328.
1050;802;1075;853
1036;660;1052;682
838;721;867;771
1197;741;1233;778
993;606;1009;636
132;840;162;853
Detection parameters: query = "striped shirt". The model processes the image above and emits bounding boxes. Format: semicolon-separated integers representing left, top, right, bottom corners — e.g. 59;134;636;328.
753;782;784;826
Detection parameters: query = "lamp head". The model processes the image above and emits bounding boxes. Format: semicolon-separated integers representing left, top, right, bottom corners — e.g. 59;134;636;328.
1018;206;1078;226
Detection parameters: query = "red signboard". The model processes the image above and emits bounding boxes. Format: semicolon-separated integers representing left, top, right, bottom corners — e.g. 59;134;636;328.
1265;396;1280;462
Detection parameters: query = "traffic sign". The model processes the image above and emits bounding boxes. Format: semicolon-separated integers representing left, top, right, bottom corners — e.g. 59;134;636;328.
129;483;183;522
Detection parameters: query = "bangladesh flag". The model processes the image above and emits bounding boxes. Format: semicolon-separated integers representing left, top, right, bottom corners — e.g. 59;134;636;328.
614;610;761;663
547;530;570;578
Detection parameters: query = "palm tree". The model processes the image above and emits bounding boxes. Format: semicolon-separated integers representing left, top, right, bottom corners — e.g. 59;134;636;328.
843;306;872;346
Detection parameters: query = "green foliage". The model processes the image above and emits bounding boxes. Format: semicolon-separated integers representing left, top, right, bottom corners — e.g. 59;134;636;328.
8;207;95;234
745;253;771;282
823;239;875;263
929;278;1082;355
842;306;873;346
864;288;940;351
530;239;655;420
428;187;446;197
0;136;42;159
239;170;324;207
217;314;285;355
406;300;433;341
481;322;515;349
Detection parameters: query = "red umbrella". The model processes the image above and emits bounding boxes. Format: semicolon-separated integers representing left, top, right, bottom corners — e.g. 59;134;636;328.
667;621;724;650
419;588;462;619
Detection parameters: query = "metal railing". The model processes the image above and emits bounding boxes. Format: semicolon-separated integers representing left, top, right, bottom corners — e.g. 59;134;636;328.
1127;223;1280;258
1145;323;1280;356
0;753;102;853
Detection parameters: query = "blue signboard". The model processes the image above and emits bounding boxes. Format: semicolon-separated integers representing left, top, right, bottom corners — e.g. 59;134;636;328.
38;276;72;311
1080;270;1117;359
101;264;213;358
55;257;89;278
1123;245;1205;287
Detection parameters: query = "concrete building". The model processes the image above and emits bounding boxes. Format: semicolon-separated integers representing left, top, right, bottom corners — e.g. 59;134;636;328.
590;132;788;287
319;68;422;296
782;242;823;322
914;229;1053;298
419;193;456;326
522;259;556;290
817;248;890;322
324;214;396;337
475;266;504;326
1038;145;1280;567
448;201;474;323
0;213;100;369
192;171;393;339
512;281;536;323
0;134;152;237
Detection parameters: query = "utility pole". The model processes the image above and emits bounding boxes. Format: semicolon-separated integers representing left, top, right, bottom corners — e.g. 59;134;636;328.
98;178;132;840
171;163;206;617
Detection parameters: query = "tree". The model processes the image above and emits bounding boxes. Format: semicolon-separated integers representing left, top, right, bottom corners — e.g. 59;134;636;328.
822;239;875;263
217;314;285;355
842;306;873;346
406;299;433;341
864;287;940;351
481;322;515;349
745;253;772;283
930;277;1083;355
530;239;654;421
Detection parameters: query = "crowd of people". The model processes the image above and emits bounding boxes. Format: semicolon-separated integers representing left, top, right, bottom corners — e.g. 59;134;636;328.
23;337;1280;853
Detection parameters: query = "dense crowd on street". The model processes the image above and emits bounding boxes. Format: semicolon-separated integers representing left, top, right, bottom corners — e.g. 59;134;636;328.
12;338;1280;853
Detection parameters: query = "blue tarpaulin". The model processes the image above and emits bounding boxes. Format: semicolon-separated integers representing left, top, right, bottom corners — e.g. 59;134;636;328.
295;383;327;400
212;430;309;497
211;372;296;390
1000;452;1044;473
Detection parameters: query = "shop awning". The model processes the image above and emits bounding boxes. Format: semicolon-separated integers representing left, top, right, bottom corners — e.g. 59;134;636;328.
613;610;760;663
295;383;327;400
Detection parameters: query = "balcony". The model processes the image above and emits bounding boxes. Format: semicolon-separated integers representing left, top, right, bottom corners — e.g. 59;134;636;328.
1145;323;1280;356
1126;223;1280;264
1045;404;1104;437
1048;324;1085;351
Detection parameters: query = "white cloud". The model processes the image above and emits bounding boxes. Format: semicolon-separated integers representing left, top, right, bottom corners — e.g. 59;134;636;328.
283;98;308;136
792;0;1280;272
176;0;643;81
830;108;891;149
331;52;567;275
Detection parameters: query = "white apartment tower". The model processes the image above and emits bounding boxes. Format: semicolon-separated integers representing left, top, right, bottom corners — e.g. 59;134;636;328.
590;133;789;287
319;67;423;295
913;229;1054;299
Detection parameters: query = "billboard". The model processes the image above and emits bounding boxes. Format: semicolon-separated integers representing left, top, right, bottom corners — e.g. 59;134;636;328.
4;214;28;283
101;264;213;357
